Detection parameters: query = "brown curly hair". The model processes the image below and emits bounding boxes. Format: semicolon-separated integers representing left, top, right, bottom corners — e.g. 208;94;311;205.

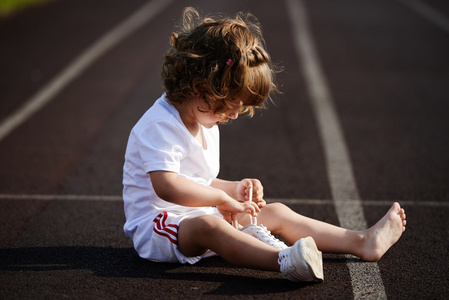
161;7;279;117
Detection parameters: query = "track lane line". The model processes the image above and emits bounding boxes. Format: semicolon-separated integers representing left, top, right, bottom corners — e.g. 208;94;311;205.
0;0;174;142
397;0;449;33
1;194;447;207
285;0;387;298
0;194;123;201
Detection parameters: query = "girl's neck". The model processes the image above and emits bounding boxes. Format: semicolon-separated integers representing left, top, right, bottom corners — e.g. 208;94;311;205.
173;98;198;130
172;97;204;147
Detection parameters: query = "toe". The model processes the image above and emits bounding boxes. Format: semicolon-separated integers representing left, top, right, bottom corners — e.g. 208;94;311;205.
393;202;401;211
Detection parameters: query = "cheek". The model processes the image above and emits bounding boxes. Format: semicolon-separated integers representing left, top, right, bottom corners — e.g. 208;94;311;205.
198;112;221;124
207;111;224;121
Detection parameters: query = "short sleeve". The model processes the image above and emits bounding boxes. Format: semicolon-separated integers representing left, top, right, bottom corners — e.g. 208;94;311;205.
135;120;188;174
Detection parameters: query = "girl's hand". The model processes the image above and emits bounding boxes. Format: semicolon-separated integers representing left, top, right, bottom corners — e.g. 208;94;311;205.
217;198;260;228
236;178;266;208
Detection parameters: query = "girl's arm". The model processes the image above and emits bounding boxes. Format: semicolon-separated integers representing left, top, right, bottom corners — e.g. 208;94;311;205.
149;171;260;224
151;171;229;207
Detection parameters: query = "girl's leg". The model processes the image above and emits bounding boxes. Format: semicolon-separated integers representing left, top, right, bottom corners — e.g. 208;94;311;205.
177;215;280;271
251;202;406;262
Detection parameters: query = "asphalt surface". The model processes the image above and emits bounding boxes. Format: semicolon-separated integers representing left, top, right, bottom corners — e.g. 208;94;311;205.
1;0;448;299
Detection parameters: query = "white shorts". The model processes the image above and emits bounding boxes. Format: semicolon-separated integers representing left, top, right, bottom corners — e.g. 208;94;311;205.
134;207;222;264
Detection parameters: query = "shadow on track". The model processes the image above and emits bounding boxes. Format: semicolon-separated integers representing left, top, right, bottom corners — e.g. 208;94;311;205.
0;246;329;295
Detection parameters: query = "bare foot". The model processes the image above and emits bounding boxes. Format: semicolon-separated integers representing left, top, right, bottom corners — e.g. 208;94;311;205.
359;202;406;261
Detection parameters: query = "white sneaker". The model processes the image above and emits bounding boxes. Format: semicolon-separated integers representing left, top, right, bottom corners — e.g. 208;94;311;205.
240;224;288;250
278;236;324;282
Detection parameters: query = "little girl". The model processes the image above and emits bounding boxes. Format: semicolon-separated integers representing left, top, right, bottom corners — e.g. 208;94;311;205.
122;7;406;282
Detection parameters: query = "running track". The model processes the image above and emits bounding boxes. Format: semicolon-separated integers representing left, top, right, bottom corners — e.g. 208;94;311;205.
0;0;448;299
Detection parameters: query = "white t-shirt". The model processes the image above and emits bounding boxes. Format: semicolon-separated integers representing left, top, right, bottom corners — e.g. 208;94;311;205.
122;94;220;256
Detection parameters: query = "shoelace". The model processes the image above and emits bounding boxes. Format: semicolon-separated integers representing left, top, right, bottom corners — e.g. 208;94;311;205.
278;250;294;273
257;224;285;247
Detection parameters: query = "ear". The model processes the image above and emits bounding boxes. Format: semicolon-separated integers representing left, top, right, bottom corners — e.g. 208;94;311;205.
192;80;207;98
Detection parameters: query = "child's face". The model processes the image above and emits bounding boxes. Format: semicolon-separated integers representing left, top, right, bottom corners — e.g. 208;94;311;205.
196;99;243;128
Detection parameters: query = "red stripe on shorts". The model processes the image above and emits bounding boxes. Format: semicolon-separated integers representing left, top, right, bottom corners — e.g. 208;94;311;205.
153;212;179;244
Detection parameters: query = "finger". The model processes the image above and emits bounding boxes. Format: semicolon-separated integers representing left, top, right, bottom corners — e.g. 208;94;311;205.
245;180;254;200
251;178;262;188
232;214;239;229
252;201;261;213
256;199;266;208
245;202;259;216
249;182;263;201
246;179;254;188
255;188;264;200
251;179;263;193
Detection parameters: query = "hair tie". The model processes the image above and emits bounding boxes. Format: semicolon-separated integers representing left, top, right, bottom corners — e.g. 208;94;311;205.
226;59;232;66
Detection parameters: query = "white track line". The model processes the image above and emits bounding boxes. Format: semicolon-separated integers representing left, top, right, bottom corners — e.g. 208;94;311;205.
285;0;386;298
0;194;123;201
0;0;174;142
397;0;449;34
1;194;448;208
269;198;449;207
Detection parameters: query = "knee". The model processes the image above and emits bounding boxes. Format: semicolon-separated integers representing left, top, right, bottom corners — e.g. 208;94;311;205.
186;215;227;236
258;202;293;234
264;202;291;216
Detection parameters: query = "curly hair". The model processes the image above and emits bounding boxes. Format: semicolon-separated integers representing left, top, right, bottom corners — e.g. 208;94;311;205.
161;7;279;117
